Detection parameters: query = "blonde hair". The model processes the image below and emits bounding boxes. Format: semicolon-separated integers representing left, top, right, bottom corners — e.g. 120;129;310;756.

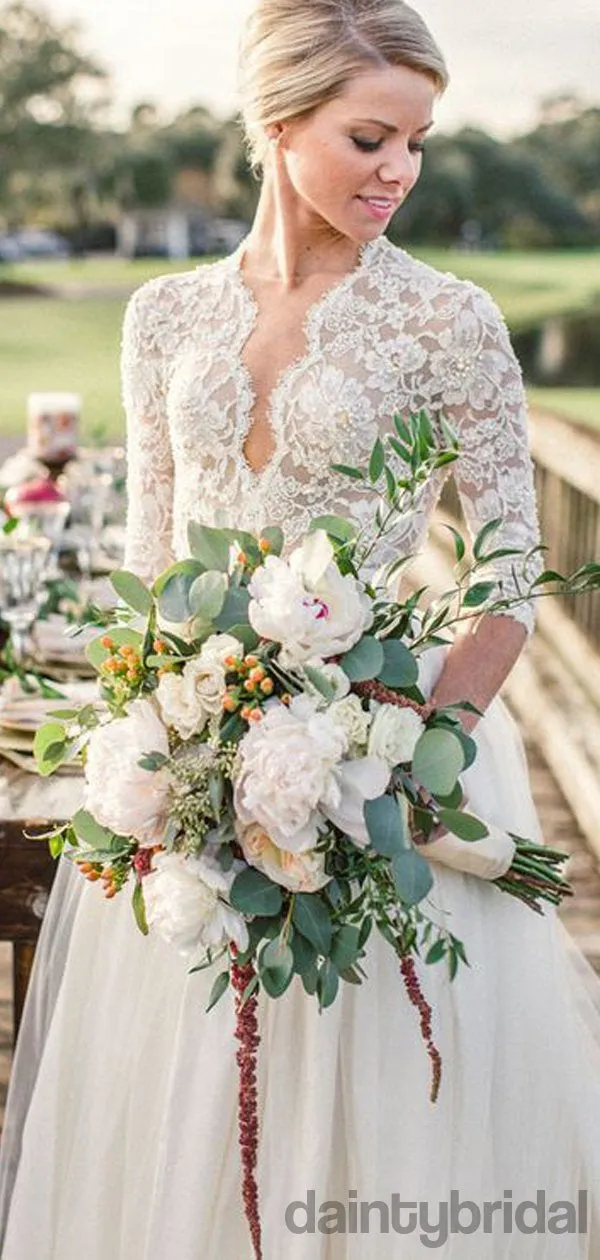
238;0;449;172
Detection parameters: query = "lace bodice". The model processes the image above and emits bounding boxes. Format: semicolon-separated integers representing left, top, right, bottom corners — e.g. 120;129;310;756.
121;234;542;633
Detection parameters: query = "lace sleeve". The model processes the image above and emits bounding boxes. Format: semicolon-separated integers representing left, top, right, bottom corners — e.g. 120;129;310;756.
121;281;175;585
438;282;543;636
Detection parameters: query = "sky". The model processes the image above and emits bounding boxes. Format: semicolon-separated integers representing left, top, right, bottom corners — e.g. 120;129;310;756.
37;0;599;139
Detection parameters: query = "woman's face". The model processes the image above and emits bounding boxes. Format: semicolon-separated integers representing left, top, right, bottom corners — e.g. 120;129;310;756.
274;64;437;243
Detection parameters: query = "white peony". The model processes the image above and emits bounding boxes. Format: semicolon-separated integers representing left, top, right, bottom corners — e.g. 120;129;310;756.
234;694;347;853
367;702;425;768
84;699;171;846
236;821;331;894
247;530;373;667
234;693;391;853
329;693;372;751
143;849;249;959
155;632;243;739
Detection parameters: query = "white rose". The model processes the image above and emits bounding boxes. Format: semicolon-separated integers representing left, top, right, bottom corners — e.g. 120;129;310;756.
329;693;372;751
320;756;391;848
144;850;249;959
236;821;331;894
84;699;171;846
367;703;425;768
156;633;243;738
248;530;372;667
234;694;347;853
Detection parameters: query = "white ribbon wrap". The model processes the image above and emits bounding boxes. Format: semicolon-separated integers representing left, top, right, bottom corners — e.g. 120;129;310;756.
419;821;516;881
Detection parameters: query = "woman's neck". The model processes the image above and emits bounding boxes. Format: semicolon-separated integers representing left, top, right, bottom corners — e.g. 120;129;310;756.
241;165;362;290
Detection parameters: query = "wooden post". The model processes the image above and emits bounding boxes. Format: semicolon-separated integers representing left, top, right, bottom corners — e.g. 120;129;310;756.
0;822;59;1046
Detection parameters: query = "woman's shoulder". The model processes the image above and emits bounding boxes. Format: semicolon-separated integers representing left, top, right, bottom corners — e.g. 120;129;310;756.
378;236;506;329
122;255;232;345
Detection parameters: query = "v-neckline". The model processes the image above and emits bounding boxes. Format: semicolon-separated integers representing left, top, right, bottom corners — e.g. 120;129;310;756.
225;234;381;481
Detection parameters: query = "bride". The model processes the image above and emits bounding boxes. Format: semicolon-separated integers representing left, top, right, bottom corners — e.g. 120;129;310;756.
2;1;600;1256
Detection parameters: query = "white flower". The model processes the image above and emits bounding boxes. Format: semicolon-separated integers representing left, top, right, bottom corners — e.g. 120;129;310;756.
144;849;249;960
367;702;425;768
320;757;391;848
247;530;372;667
236;821;331;894
156;632;243;739
234;694;347;853
234;693;391;852
84;699;171;846
329;693;372;751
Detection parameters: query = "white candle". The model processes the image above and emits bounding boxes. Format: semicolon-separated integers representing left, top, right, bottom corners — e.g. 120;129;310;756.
27;391;80;462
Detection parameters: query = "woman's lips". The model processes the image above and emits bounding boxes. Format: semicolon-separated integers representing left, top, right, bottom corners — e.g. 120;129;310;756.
357;196;398;221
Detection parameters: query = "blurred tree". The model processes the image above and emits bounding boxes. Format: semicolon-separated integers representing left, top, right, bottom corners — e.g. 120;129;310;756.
0;0;111;234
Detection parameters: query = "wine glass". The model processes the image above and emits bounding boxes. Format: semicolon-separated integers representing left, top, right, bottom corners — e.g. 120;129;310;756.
0;534;52;664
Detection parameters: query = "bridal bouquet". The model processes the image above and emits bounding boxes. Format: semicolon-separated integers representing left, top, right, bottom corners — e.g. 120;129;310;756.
34;411;599;1260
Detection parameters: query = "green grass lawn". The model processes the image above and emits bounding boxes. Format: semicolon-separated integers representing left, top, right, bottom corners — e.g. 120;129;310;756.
0;248;598;443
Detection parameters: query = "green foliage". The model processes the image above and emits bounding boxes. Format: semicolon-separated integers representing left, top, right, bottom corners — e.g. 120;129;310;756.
411;728;465;796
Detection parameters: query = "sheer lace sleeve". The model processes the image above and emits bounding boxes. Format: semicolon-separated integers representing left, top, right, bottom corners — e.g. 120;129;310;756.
438;282;543;636
121;280;175;585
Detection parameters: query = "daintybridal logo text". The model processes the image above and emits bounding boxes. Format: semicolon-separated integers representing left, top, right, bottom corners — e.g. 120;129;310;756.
285;1190;589;1245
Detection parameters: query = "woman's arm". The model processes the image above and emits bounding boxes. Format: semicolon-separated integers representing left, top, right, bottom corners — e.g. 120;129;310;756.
427;282;543;735
120;281;175;586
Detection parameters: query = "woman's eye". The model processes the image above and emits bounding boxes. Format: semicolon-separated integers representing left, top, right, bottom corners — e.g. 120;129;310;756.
351;136;426;155
351;137;383;153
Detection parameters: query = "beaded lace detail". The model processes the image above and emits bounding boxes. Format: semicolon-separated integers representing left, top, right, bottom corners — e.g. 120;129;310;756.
121;234;542;633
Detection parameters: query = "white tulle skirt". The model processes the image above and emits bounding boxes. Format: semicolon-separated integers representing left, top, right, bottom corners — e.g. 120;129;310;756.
2;644;600;1260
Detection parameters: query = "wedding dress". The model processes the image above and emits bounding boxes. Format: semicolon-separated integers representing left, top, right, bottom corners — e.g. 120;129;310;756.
2;234;600;1260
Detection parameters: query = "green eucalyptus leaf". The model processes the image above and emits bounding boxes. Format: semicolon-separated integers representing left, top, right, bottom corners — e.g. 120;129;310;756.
437;809;489;841
109;569;153;615
317;958;339;1009
229;867;283;916
340;635;385;683
391;848;434;907
292;893;332;956
412;728;465;796
213;586;251;632
259;938;295;997
71;809;116;848
291;930;318;976
364;794;410;857
189;570;228;621
330;925;363;972
377;638;419;688
187;523;231;572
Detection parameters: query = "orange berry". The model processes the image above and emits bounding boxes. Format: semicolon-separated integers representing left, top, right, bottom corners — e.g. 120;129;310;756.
237;550;247;566
100;635;114;649
223;654;238;669
249;666;265;683
105;885;117;899
245;655;259;670
222;693;238;712
244;679;256;693
281;693;292;706
260;678;274;695
87;870;101;882
258;538;271;553
153;639;167;654
79;861;93;874
249;708;263;723
241;705;253;721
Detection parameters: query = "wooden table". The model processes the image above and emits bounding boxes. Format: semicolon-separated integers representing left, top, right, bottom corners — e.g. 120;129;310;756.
0;763;84;1044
